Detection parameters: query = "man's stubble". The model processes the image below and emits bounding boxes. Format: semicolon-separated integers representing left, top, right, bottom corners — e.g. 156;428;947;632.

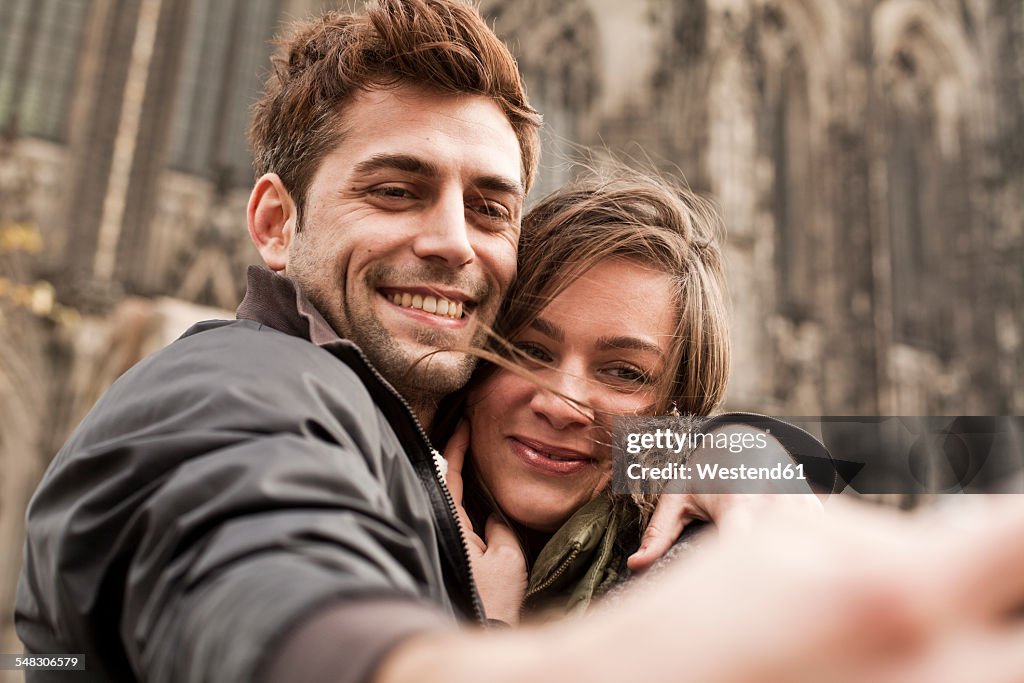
288;239;490;412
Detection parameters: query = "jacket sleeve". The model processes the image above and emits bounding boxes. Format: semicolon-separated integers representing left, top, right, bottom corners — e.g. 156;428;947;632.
19;325;454;683
127;431;450;682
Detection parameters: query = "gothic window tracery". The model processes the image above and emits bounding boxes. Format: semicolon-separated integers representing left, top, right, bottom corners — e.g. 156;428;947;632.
167;0;281;189
0;0;91;141
479;0;599;201
755;2;818;322
878;15;969;353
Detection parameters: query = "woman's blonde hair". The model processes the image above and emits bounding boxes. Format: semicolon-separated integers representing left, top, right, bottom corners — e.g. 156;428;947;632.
490;167;731;416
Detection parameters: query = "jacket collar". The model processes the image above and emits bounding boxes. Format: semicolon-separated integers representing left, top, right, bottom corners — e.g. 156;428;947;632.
235;265;486;621
235;265;340;348
524;493;636;615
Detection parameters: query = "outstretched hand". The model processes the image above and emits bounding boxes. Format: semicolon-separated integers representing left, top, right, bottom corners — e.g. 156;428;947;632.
444;420;526;624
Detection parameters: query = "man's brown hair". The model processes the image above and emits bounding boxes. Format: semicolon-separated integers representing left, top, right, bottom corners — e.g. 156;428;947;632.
249;0;541;226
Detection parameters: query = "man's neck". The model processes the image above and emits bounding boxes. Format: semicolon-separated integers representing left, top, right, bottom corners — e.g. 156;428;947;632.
408;398;438;431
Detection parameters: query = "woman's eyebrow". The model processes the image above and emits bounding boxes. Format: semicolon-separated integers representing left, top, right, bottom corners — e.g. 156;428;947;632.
530;318;665;358
595;335;665;358
529;317;564;342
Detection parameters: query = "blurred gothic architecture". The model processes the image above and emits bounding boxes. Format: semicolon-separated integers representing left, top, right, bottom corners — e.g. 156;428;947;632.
1;0;1022;661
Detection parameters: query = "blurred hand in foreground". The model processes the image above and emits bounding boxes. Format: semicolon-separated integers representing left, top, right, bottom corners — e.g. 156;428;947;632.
381;496;1024;683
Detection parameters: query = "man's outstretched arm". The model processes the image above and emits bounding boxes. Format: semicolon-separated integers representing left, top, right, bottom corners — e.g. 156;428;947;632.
374;499;1024;683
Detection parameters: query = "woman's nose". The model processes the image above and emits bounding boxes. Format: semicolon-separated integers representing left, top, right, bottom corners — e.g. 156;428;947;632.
528;372;596;430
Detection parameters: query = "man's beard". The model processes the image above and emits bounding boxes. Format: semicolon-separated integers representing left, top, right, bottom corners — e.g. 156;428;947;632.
342;300;482;405
293;258;494;407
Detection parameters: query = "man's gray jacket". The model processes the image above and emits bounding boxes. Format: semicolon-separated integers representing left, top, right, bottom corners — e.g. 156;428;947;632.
16;267;480;682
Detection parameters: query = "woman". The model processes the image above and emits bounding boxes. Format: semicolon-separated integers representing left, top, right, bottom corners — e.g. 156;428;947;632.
443;169;823;623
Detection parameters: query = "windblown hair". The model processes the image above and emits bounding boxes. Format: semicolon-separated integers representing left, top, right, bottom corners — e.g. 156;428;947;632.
249;0;541;226
455;167;732;549
493;168;731;416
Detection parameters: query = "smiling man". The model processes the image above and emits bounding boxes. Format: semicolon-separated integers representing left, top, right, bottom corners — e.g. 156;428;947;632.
17;3;1024;683
16;2;540;681
248;84;524;419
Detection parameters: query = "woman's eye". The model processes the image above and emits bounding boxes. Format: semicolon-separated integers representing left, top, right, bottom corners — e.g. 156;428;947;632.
605;365;654;386
514;342;552;363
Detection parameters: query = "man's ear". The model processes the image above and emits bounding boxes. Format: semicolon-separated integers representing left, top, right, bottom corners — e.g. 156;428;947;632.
247;173;298;272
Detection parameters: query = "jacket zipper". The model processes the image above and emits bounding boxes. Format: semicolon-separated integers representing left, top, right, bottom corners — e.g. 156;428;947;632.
523;543;581;603
343;344;486;624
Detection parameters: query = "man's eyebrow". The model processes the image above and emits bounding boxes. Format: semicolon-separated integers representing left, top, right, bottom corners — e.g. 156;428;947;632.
473;175;525;200
351;153;441;178
352;153;524;199
596;335;666;358
530;317;564;342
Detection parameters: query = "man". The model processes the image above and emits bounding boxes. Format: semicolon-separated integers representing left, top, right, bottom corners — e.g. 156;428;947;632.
18;2;538;680
16;2;1024;683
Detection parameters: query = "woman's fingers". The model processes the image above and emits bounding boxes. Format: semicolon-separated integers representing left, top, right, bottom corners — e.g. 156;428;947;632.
627;492;824;572
443;419;471;505
484;515;524;561
479;514;526;624
626;494;696;572
441;420;484;554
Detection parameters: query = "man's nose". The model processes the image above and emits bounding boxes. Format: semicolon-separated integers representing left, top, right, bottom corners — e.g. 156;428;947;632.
412;190;475;266
529;371;596;431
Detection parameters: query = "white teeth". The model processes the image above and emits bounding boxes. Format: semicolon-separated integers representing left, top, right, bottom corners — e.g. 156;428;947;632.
387;291;465;319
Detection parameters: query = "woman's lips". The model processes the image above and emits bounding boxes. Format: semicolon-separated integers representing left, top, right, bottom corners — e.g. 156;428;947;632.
508;436;594;475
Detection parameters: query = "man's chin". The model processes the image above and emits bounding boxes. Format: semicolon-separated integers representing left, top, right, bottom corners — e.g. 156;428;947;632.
397;346;478;397
345;301;488;401
358;336;478;402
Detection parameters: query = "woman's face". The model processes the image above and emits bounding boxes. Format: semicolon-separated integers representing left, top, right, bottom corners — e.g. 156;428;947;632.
467;258;676;532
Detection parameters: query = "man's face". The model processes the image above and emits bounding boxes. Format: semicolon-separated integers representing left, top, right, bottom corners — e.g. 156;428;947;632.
285;84;523;405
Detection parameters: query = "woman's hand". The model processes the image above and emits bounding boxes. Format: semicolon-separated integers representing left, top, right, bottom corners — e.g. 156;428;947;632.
444;420;527;624
626;492;822;571
628;426;822;572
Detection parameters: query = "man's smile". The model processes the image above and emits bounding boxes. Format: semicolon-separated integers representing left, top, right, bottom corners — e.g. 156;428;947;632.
379;287;476;324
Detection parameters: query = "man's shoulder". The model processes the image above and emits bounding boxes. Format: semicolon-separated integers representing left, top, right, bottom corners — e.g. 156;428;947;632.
70;318;383;451
174;317;336;361
137;317;366;389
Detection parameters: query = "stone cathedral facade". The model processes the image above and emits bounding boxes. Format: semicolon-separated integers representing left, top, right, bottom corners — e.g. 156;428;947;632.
1;0;1022;659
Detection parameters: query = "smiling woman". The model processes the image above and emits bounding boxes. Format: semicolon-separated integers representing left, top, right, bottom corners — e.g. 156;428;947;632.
469;258;677;533
451;167;734;617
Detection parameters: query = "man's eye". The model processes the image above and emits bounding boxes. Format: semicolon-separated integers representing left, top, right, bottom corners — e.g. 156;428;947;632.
371;186;416;200
470;200;511;221
513;342;552;364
